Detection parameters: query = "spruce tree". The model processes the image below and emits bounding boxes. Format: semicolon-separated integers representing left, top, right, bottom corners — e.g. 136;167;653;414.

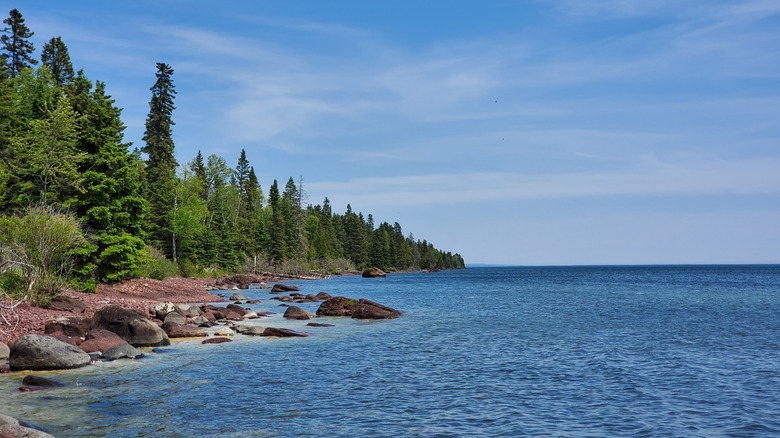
41;36;74;86
1;9;37;78
189;150;208;201
141;62;177;256
268;179;285;264
70;76;148;284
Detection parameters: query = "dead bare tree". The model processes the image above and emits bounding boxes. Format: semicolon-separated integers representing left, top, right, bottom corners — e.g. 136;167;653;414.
0;258;36;335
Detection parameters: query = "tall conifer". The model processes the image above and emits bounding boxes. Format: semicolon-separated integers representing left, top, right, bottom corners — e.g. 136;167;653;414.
141;62;177;256
41;36;74;86
1;9;37;78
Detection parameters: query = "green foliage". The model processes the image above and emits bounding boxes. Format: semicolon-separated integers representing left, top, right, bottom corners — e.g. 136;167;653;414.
0;12;465;286
136;246;179;280
0;205;87;304
0;270;27;298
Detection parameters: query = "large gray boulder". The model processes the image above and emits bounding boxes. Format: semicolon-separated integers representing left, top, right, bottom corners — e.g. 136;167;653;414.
9;334;91;371
90;305;170;347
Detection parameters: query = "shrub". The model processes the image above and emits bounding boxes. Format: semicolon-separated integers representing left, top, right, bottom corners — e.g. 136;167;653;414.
135;246;180;280
0;206;88;305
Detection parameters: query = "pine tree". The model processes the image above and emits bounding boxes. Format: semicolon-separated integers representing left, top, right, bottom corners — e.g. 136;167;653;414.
141;62;177;256
41;36;74;86
1;9;37;78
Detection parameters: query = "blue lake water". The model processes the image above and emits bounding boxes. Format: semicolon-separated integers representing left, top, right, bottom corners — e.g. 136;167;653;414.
1;265;780;436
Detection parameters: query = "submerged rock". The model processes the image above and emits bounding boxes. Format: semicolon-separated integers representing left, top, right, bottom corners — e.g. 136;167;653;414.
19;375;65;392
9;334;91;371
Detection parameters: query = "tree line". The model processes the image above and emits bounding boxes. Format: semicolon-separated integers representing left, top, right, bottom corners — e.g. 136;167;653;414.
0;9;464;300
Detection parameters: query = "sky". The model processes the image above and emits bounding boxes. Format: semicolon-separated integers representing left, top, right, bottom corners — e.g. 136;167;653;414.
13;0;780;265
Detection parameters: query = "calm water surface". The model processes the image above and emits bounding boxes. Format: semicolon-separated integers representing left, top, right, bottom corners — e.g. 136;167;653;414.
1;266;779;437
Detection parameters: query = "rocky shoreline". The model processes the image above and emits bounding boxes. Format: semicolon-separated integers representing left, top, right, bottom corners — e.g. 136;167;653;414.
0;271;402;435
2;271;398;362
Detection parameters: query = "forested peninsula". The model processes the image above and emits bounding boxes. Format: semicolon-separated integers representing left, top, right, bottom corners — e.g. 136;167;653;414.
0;9;465;306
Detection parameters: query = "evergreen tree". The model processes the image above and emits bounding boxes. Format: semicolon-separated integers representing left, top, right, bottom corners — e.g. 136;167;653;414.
11;93;83;207
71;78;147;284
41;36;74;86
189;150;208;201
1;8;37;78
141;62;177;256
268;179;285;264
0;70;16;156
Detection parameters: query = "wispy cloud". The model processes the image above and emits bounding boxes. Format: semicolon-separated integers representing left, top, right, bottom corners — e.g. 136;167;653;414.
308;157;780;208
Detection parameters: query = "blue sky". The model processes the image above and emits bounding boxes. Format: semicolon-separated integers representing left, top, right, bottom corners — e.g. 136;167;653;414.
16;0;780;265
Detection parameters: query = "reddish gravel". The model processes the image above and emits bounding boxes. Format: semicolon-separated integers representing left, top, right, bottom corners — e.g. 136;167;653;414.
0;277;232;346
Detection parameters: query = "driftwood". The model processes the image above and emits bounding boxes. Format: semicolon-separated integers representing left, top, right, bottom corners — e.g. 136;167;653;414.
0;259;35;335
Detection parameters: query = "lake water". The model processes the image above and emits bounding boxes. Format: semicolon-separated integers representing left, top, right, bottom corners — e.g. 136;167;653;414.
1;266;779;437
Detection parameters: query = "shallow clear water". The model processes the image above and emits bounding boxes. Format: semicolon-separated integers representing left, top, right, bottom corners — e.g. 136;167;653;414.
2;266;780;437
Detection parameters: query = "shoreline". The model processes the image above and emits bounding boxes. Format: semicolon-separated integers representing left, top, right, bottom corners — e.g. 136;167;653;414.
0;276;252;346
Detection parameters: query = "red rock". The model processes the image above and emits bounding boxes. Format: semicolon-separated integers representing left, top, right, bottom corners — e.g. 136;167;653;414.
79;329;128;353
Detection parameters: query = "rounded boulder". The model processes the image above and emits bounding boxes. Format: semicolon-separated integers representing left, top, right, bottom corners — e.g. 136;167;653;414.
90;305;170;347
9;334;91;371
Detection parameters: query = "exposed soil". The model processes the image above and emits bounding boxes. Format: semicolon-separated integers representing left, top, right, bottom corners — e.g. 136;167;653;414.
0;276;242;345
